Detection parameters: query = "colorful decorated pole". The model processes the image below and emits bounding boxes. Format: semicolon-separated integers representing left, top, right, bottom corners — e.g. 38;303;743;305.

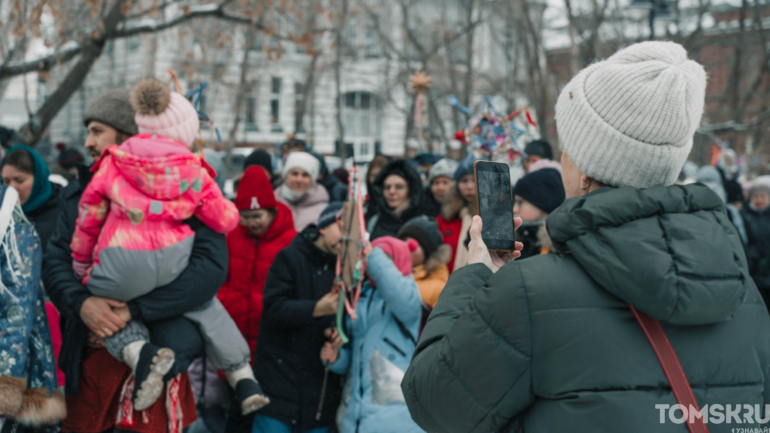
410;71;432;152
333;166;368;345
448;95;540;164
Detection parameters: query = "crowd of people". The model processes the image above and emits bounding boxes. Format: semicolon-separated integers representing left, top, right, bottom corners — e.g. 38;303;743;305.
1;40;770;433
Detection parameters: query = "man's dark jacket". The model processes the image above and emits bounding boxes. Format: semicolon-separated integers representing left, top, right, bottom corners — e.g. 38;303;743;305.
743;204;770;294
404;184;770;433
29;183;61;255
254;225;342;431
44;165;229;396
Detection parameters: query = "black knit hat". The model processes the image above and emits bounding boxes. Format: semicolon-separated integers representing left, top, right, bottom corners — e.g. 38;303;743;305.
397;216;443;259
244;149;273;175
524;140;553;160
512;168;565;214
56;142;84;169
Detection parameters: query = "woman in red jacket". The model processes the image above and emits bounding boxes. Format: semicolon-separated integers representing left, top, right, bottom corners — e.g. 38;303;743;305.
437;160;477;273
218;166;297;360
216;166;297;432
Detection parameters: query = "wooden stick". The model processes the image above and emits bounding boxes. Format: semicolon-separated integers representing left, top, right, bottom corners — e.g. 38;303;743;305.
316;367;330;420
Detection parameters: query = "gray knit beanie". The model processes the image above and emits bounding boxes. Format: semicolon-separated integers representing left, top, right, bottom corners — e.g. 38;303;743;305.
428;158;459;185
555;41;707;189
83;89;139;136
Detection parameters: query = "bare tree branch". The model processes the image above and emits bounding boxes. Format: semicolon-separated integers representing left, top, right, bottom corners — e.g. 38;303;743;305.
19;0;131;144
113;2;256;39
698;108;770;134
0;44;81;80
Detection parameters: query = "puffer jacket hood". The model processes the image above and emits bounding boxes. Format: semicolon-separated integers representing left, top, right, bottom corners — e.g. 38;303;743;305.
547;184;751;325
371;159;424;215
101;135;215;201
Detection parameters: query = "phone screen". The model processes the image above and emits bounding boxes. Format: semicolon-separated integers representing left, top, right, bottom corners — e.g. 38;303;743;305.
475;162;515;250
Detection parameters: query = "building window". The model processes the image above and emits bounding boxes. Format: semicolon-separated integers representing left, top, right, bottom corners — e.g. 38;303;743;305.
295;82;306;133
343;24;358;57
341;91;382;161
364;28;380;58
245;95;258;131
270;77;282;132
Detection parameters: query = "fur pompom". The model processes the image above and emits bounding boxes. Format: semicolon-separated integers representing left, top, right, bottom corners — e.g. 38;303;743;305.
130;78;171;115
0;376;25;417
15;388;67;426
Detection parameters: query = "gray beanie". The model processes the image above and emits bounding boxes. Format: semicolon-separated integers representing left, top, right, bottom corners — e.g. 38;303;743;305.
555;41;707;189
83;89;139;136
428;158;459;185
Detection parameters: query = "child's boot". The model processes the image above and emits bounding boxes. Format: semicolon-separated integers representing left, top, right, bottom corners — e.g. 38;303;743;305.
227;365;270;415
124;342;175;411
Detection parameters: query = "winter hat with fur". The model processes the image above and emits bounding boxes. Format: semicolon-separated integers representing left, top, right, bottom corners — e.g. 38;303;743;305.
555;41;707;189
130;78;200;149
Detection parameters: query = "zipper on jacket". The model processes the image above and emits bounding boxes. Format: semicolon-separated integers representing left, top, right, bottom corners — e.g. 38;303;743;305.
359;341;365;398
383;338;406;357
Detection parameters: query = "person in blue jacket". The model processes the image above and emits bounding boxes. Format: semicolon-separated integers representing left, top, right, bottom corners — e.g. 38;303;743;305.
321;236;423;433
0;184;66;431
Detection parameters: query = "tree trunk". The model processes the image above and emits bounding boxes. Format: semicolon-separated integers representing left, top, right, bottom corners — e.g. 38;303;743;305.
563;0;580;76
461;0;476;109
518;0;549;140
225;25;255;177
294;52;319;134
19;0;128;144
335;0;349;160
0;36;29;102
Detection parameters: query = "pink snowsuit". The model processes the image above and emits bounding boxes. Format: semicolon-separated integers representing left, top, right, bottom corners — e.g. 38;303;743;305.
71;134;239;301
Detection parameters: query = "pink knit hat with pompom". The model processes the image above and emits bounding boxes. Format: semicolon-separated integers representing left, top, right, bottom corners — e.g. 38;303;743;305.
372;236;413;277
130;78;200;149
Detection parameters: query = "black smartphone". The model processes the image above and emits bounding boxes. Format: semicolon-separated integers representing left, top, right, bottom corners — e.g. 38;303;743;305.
474;160;516;251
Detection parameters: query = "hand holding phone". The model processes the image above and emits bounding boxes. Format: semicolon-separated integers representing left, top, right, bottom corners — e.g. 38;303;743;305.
468;215;523;272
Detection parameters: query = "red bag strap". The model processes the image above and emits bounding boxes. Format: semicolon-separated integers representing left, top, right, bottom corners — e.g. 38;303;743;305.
628;305;709;433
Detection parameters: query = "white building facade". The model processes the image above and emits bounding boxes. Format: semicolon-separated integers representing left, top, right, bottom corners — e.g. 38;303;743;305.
8;0;536;166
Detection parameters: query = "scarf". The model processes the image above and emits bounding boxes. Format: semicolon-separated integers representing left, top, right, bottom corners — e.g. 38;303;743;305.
6;145;52;214
280;184;308;205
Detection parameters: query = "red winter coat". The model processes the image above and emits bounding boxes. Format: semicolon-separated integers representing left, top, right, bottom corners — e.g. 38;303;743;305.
217;202;296;361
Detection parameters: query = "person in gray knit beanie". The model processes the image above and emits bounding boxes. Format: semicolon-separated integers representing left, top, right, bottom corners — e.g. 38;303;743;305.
424;158;459;218
83;88;139;137
555;41;706;190
404;41;770;433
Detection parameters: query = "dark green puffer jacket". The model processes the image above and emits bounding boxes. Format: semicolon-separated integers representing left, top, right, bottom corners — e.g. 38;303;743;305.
403;184;770;433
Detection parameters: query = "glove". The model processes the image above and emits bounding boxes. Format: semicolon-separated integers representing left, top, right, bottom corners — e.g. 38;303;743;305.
72;260;91;281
